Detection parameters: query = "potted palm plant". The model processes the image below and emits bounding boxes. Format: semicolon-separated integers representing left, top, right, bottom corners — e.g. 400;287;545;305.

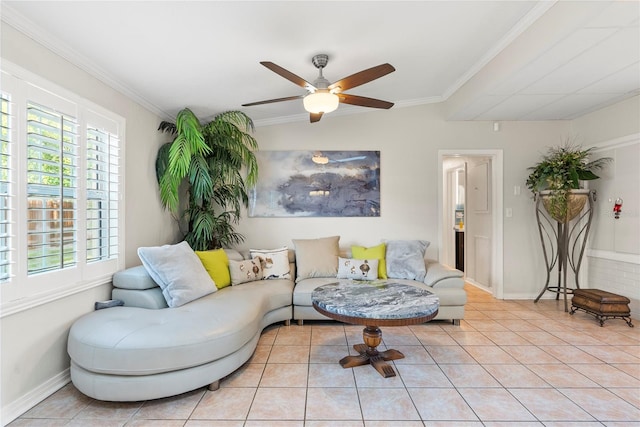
156;108;258;250
526;141;611;223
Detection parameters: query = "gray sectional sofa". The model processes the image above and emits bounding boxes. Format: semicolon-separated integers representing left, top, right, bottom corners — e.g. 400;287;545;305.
67;244;465;402
293;259;466;324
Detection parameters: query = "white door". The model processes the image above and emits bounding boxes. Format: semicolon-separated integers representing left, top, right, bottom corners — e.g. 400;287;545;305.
442;158;466;269
443;168;456;268
439;149;503;298
465;158;493;290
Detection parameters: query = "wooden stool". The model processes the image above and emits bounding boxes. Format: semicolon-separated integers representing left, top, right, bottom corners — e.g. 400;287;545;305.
570;289;634;327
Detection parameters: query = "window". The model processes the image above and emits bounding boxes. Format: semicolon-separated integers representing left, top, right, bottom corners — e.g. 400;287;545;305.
86;125;119;263
1;64;125;310
0;93;12;283
27;102;78;274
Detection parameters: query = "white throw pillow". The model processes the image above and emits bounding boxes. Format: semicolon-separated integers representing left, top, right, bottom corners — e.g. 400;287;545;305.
137;241;216;307
249;247;291;279
229;257;264;285
337;257;379;281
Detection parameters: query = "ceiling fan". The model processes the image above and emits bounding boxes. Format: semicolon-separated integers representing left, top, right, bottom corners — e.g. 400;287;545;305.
242;54;395;123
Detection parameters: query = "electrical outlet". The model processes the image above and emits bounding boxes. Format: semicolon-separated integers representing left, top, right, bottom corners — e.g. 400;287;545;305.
506;208;513;218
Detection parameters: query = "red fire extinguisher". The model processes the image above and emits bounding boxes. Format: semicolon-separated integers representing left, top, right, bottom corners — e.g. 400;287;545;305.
613;198;623;219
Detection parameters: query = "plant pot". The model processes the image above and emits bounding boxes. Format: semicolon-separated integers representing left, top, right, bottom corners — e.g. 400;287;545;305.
540;189;590;223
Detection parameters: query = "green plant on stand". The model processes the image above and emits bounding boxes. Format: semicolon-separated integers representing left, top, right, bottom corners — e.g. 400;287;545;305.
526;141;611;222
156;108;258;250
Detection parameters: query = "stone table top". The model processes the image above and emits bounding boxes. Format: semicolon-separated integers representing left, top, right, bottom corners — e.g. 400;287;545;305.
311;280;439;324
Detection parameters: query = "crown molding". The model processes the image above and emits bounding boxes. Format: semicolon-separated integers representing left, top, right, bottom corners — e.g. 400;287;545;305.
1;2;556;126
1;4;173;121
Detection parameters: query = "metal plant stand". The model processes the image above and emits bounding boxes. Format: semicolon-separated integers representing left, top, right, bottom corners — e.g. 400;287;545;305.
534;190;596;312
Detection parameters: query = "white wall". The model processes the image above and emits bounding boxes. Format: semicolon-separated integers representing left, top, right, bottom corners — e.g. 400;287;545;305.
572;95;640;316
571;96;640;146
0;24;177;424
236;104;572;300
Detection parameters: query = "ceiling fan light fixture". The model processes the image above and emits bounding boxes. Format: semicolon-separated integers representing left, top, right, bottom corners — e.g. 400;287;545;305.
303;90;339;114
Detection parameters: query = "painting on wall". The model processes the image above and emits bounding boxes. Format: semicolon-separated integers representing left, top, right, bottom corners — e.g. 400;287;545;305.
249;150;380;217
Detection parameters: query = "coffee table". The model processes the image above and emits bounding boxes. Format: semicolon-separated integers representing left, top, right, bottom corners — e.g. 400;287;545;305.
312;280;439;377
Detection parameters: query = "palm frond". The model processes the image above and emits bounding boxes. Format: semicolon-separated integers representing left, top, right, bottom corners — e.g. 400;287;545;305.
168;134;192;178
192;210;215;240
155;142;172;183
157;121;177;135
159;172;181;212
176;108;211;156
188;155;214;202
212;110;255;134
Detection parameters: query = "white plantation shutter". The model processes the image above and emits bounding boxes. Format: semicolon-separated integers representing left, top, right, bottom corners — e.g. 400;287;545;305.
1;62;125;310
86;125;119;263
26;101;78;274
0;93;12;282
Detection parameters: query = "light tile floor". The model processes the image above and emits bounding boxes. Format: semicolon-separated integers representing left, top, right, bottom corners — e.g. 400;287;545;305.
10;285;640;426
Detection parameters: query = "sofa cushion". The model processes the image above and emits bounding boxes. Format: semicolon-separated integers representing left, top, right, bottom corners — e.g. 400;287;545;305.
196;249;231;289
137;241;216;308
337;257;378;281
424;259;464;288
293;277;466;309
69;279;294;376
351;243;387;279
229;257;263;285
113;265;159;290
112;287;168;309
224;248;245;262
293;277;341;306
249;247;291;279
385;239;430;281
384;278;467;306
292;236;340;282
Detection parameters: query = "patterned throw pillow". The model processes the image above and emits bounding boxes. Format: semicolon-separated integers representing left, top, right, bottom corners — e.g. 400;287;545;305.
229;257;263;285
337;257;379;281
249;247;291;280
351;243;387;279
385;240;430;281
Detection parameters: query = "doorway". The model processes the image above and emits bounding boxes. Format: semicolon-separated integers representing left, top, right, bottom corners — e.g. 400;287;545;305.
438;150;504;299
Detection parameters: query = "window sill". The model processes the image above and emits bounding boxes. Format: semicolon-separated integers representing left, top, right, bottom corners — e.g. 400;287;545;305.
1;277;112;318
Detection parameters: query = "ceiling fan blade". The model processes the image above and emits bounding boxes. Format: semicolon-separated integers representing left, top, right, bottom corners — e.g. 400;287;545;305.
261;61;316;91
242;95;304;107
328;63;395;93
338;93;394;109
310;112;323;123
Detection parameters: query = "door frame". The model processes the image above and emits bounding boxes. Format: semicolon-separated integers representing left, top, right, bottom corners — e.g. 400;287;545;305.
438;149;504;299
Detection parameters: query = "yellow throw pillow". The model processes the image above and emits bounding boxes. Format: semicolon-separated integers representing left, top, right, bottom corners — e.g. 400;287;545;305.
351;243;387;279
196;249;231;289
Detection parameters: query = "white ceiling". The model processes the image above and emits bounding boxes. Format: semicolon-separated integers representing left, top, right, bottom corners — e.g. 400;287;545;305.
3;1;639;126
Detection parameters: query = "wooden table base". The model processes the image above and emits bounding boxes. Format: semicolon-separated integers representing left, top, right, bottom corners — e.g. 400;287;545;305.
339;326;404;377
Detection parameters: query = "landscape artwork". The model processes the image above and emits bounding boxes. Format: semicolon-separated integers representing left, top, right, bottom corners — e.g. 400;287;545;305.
249;150;380;217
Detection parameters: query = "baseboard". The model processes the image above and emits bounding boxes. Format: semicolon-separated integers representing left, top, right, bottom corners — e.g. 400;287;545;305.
465;278;492;293
501;291;567;300
1;368;70;426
